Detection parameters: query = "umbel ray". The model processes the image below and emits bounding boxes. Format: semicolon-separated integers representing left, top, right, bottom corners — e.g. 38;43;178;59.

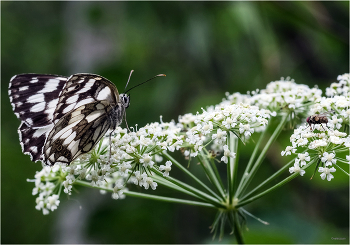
8;70;165;166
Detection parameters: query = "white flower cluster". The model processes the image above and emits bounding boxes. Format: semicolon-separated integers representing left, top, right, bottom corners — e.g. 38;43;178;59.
326;73;350;97
283;125;350;181
29;150;129;214
107;121;184;187
309;97;350;128
179;103;271;157
29;165;62;215
220;77;322;114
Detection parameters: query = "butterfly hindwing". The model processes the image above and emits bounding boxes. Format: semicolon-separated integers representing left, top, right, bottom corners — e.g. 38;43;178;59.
18;122;54;162
9;74;67;128
53;74;119;124
43;101;114;166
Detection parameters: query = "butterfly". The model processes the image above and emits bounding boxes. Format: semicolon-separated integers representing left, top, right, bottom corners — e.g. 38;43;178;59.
9;72;165;166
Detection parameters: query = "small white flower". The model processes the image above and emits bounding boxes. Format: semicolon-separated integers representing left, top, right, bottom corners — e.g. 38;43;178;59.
309;139;328;149
139;154;155;168
86;170;101;186
222;117;237;129
220;145;236;164
132;171;144;186
328;115;343;129
212;129;227;145
201;121;214;135
321;152;337;166
239;123;254;137
281;146;296;156
142;175;158;190
297;152;310;166
154;154;163;163
63;180;72;195
159;161;172;177
318;167;336;181
289;162;305;176
46;194;60;212
112;183;124;200
118;162;132;176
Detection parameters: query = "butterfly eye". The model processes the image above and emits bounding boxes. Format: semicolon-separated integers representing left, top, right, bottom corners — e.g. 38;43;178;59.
122;95;130;108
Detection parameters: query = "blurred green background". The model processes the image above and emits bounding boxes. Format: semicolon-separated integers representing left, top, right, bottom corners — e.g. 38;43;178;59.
1;1;349;243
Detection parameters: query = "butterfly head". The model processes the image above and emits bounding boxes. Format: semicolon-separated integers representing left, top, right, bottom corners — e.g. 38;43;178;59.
120;93;130;109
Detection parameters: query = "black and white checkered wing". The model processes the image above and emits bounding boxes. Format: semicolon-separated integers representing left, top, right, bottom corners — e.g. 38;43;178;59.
9;73;128;165
9;74;67;127
9;74;67;162
53;74;119;124
43;101;116;166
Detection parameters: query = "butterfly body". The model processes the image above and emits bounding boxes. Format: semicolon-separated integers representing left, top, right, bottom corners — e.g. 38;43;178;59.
9;73;130;166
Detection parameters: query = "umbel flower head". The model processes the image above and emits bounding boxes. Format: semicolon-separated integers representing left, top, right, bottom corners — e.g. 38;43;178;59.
220;77;322;117
28;99;273;215
283;124;350;181
27;73;349;219
179;103;272;157
326;73;350;97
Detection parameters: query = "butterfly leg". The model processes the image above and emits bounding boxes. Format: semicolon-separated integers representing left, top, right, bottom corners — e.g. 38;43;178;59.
109;130;113;164
123;109;132;133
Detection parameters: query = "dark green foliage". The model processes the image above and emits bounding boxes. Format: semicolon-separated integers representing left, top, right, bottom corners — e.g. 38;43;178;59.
1;1;348;243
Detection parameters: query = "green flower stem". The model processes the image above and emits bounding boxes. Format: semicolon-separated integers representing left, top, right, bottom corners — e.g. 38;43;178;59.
151;174;202;199
198;151;226;201
125;191;216;208
335;148;350;153
236;114;289;198
150;168;226;209
162;151;221;200
236;160;315;208
74;180;215;208
235;125;268;197
210;211;223;239
239;158;295;201
336;158;350;164
208;154;225;192
333;163;350;176
228;132;239;204
202;148;225;192
233;211;245;244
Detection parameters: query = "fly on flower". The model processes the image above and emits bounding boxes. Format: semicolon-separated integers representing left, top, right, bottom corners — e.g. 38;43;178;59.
306;111;334;130
9;71;165;166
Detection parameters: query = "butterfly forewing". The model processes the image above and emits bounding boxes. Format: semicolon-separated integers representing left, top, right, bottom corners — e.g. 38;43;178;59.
9;74;67;127
43;101;114;166
53;74;119;124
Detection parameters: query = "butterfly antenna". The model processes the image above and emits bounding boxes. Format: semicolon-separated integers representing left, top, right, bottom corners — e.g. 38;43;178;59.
124;70;134;92
124;74;166;94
